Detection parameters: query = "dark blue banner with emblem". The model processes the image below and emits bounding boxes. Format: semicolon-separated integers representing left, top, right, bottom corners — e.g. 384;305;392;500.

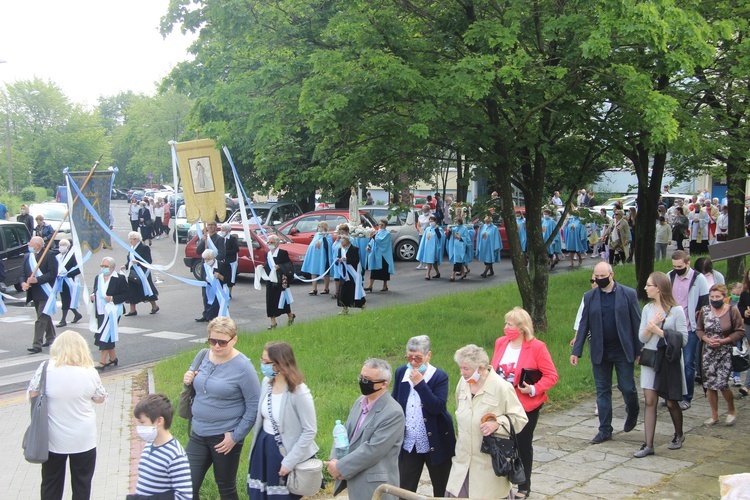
68;170;113;253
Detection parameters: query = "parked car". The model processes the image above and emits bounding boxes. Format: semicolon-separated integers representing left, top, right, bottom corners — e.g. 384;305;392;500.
168;193;184;217
594;193;690;218
111;188;129;200
0;220;31;292
227;202;303;227
28;202;72;244
359;206;420;261
278;209;378;246
55;186;68;203
183;225;307;280
129;189;145;202
173;205;190;243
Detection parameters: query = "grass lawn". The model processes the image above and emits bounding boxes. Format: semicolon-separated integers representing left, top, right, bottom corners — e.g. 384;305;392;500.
152;255;736;498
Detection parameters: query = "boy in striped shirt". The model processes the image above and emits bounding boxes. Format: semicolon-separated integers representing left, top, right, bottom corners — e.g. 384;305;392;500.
131;393;193;499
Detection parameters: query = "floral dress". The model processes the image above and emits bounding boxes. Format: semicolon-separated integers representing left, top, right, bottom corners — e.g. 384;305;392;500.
700;306;733;391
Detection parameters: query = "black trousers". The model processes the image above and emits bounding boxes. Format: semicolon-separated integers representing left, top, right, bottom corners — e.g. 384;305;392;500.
516;405;542;493
186;432;244;500
398;447;452;498
201;288;220;320
32;300;55;349
41;448;97;500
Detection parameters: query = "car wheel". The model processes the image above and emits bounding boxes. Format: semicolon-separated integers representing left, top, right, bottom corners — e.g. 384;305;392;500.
395;240;418;261
190;259;202;280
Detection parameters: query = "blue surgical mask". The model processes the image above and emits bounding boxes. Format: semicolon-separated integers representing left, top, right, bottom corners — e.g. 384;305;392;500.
260;363;277;379
268;244;276;251
417;364;427;373
28;246;35;253
101;268;112;275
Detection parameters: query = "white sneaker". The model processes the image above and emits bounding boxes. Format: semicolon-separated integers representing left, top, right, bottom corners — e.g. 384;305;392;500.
733;376;742;387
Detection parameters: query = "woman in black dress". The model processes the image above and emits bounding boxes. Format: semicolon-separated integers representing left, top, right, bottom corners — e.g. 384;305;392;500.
336;234;366;315
138;201;153;245
91;257;129;370
263;235;295;330
124;231;159;316
55;239;83;327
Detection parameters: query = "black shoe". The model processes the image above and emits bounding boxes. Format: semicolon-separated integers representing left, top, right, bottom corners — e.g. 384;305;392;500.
71;311;83;324
56;320;67;327
590;432;611;444
106;358;119;367
195;317;209;322
623;413;638;432
149;307;160;315
27;347;42;354
124;311;137;317
42;340;54;347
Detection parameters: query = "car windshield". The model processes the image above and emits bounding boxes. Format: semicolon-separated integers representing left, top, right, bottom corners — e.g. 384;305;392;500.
177;205;187;218
30;204;67;221
229;208;270;224
232;226;293;244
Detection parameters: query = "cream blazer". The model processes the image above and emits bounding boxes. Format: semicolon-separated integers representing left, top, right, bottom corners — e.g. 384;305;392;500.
445;370;528;499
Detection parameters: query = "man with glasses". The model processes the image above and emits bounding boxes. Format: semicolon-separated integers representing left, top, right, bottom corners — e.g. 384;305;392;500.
668;250;709;410
571;262;641;444
196;220;226;264
325;358;405;500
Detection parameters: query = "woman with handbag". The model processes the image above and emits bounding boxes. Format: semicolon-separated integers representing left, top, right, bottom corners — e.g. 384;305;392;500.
262;235;296;330
183;317;260;499
247;341;319;499
27;330;108;500
490;307;558;499
697;284;745;426
634;272;688;458
445;345;527;500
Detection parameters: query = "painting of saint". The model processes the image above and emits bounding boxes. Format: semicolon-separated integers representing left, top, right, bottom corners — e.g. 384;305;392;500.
189;157;215;193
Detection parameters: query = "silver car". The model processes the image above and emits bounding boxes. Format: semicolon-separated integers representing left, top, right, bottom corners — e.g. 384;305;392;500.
360;206;420;261
28;202;72;243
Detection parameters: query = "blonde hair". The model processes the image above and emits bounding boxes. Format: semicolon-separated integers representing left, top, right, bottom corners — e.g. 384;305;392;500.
317;221;329;231
504;306;535;341
50;330;95;368
208;316;237;339
454;344;489;370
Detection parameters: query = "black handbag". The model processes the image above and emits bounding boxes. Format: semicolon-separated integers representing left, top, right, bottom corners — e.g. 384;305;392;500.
128;267;141;285
480;415;526;484
732;339;750;373
638;348;657;368
178;349;209;432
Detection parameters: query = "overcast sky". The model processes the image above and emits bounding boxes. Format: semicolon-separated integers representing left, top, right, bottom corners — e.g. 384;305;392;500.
0;0;195;108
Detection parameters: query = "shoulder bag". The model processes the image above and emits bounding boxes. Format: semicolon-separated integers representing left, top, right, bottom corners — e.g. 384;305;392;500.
479;414;526;485
732;338;750;373
178;349;209;421
266;385;323;496
23;361;50;463
639;319;665;368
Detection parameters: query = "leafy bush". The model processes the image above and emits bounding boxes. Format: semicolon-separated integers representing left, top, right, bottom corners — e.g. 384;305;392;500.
20;187;37;202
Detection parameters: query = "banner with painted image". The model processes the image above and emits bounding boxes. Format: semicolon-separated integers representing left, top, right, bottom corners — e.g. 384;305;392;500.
174;139;226;223
69;170;112;253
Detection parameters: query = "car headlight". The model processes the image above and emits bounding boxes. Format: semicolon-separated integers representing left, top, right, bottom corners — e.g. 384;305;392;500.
178;223;190;230
297;255;305;261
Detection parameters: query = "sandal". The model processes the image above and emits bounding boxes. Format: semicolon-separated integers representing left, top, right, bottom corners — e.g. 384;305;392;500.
320;289;330;295
515;491;529;499
308;290;318;296
380;287;388;292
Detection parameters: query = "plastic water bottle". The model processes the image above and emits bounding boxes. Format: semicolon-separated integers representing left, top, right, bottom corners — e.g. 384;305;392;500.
333;420;350;459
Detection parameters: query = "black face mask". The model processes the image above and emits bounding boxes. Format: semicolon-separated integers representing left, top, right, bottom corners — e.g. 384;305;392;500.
673;267;689;276
358;376;384;396
595;276;611;289
710;299;725;309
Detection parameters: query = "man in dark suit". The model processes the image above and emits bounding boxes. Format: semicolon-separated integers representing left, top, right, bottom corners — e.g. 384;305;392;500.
325;358;405;500
196;221;226;263
21;236;58;353
571;262;642;444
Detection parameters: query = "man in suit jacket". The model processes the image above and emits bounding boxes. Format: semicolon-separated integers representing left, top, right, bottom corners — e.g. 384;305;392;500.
196;221;226;263
325;359;405;500
571;262;641;444
21;236;59;353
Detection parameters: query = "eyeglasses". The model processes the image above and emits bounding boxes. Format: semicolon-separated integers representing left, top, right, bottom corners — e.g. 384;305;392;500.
358;375;386;384
589;279;596;284
405;355;424;363
260;358;273;365
645;283;656;287
208;338;231;347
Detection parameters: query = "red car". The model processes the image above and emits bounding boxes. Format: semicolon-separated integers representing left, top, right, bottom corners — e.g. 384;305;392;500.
183;224;308;280
277;209;378;245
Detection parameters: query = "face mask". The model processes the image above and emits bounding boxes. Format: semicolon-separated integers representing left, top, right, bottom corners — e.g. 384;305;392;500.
710;299;725;309
430;222;436;228
543;215;550;219
101;267;112;275
731;294;740;302
206;260;215;267
464;369;481;384
504;327;521;341
318;228;324;233
268;244;276;251
673;267;688;276
59;246;69;254
136;425;158;442
416;363;428;374
218;231;226;238
20;209;27;215
595;276;611;288
359;377;381;396
28;246;35;253
260;363;277;379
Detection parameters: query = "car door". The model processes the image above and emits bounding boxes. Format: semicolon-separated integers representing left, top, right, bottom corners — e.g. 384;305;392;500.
1;224;29;288
286;215;322;245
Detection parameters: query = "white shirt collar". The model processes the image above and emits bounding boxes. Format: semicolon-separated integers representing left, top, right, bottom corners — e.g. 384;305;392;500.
400;363;436;386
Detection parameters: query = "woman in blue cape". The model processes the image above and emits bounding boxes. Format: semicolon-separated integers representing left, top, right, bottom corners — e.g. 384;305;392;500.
541;209;562;268
301;221;333;295
476;215;502;277
516;210;527;252
563;212;588;267
415;215;444;280
446;218;473;280
365;219;395;292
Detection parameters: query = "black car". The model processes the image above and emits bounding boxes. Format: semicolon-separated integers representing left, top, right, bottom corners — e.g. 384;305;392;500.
0;220;31;292
112;188;129;200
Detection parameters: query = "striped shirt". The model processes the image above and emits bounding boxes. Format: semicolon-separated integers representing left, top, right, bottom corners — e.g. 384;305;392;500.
135;438;193;500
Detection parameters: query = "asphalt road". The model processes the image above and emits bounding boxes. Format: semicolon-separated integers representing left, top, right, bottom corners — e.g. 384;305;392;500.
0;200;581;394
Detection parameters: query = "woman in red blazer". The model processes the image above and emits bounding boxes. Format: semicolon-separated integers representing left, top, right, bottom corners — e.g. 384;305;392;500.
491;307;559;499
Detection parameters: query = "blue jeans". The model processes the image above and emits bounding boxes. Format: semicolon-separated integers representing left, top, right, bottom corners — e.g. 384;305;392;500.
682;330;700;403
591;349;639;436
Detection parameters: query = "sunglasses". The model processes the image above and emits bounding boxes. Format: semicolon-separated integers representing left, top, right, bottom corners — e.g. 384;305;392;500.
208;338;231;347
590;279;596;284
405;355;425;363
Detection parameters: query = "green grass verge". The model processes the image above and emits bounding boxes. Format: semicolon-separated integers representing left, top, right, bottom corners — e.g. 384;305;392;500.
152;255;737;498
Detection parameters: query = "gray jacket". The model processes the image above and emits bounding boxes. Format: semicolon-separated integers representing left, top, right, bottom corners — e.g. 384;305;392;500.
249;378;319;471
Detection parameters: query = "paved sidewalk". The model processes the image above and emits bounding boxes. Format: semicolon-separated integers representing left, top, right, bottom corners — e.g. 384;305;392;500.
1;366;748;499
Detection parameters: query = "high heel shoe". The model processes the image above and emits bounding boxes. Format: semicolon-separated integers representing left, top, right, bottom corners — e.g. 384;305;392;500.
106;358;119;367
288;314;296;326
363;287;373;292
320;289;330;295
480;272;488;278
380;287;388;292
95;363;107;372
434;273;441;279
308;290;318;296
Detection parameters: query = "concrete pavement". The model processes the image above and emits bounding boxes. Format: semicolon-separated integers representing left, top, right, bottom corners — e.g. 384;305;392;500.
1;364;748;499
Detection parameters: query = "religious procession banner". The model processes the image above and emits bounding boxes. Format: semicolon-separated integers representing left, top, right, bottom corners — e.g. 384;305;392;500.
174;139;226;223
68;170;113;253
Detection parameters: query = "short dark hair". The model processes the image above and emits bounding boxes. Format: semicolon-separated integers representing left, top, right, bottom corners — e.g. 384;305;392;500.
134;393;174;429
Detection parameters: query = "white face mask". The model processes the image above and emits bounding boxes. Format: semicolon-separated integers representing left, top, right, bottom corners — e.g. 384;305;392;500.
136;425;157;442
464;369;480;384
268;244;277;251
218;231;226;238
59;246;69;254
430;222;436;228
